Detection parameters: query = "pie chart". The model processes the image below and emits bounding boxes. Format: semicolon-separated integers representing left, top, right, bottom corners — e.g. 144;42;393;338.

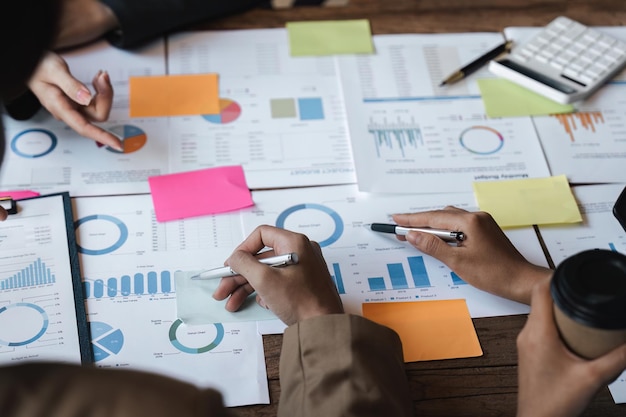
105;125;147;154
202;98;241;124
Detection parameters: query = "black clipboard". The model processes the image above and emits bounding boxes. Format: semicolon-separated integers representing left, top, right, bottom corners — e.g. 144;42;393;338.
1;192;92;364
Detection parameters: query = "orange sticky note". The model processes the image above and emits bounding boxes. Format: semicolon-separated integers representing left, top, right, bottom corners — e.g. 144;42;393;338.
362;299;483;362
129;74;220;117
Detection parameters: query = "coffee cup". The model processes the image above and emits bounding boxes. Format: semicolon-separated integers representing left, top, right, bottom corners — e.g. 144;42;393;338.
550;249;626;359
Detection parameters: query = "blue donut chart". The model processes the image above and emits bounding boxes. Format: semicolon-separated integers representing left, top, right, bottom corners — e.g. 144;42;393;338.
11;129;58;158
75;215;129;255
168;320;224;354
275;203;344;247
0;303;48;346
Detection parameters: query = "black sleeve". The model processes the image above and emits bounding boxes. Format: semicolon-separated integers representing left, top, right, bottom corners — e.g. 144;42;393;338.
100;0;265;49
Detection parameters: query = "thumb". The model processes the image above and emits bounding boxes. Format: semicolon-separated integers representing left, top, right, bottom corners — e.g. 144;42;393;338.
589;344;626;386
405;230;454;261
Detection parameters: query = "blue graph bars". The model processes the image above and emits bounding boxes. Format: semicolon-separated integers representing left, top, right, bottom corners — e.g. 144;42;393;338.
368;277;386;291
367;256;431;291
331;263;346;294
368;121;423;158
451;272;467;285
0;258;56;290
84;270;173;299
408;256;430;287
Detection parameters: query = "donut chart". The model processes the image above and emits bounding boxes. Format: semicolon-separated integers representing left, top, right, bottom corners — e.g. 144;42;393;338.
0;303;48;346
10;129;57;158
106;125;147;154
202;98;241;124
168;319;224;354
459;126;504;155
275;203;344;247
75;215;129;255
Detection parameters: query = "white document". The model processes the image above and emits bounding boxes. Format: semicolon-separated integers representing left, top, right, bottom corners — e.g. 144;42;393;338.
337;33;552;193
0;40;169;196
504;27;626;184
73;194;269;407
0;193;87;365
241;184;549;318
537;183;626;264
166;29;356;189
536;183;626;404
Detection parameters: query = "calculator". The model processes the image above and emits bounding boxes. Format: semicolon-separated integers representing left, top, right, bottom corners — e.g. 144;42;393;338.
489;16;626;104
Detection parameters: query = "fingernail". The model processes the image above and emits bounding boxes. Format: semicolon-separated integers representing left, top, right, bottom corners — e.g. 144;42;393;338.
76;87;92;106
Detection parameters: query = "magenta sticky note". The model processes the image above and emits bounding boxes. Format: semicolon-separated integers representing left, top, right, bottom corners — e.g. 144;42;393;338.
148;166;254;222
0;190;41;200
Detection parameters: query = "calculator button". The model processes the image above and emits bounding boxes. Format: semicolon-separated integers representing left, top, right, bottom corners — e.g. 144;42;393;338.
578;73;595;84
550;60;566;70
598;35;616;49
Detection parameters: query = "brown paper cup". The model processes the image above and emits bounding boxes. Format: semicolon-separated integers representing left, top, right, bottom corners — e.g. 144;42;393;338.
551;249;626;359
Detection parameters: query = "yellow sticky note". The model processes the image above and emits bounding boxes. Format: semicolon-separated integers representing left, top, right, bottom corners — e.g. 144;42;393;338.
473;175;583;228
362;299;483;363
129;74;220;117
478;78;574;118
286;19;374;56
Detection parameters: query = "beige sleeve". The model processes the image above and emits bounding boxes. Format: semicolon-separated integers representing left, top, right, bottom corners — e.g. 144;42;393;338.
0;363;233;417
278;314;413;417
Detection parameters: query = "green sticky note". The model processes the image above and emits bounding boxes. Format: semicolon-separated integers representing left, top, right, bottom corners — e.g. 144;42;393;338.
473;175;583;228
478;78;574;118
287;19;374;56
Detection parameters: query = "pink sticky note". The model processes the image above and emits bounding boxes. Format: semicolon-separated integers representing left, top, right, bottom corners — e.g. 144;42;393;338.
0;190;41;200
148;166;254;222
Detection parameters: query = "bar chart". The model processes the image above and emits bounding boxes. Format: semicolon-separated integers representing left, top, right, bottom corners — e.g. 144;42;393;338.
83;270;174;299
366;256;431;291
368;120;424;158
0;258;56;290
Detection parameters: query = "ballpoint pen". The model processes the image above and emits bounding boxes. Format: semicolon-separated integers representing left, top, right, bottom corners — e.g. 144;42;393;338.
439;39;513;86
190;252;299;280
370;223;465;242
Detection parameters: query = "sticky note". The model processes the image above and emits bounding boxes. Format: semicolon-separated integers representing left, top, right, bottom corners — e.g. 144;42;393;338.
478;78;574;118
129;74;220;117
148;166;254;222
473;174;583;228
362;299;483;362
0;190;40;200
174;271;276;324
286;19;374;56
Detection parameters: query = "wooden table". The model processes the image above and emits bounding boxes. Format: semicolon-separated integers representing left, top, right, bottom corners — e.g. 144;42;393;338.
193;1;626;415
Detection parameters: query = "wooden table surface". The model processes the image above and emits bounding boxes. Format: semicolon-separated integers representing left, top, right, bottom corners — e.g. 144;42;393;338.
193;1;626;416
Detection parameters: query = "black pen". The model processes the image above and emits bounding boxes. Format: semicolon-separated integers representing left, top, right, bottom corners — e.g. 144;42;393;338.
370;223;465;242
439;39;513;86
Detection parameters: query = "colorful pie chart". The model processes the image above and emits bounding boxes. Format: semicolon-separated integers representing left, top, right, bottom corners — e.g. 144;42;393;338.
104;125;147;154
202;98;241;124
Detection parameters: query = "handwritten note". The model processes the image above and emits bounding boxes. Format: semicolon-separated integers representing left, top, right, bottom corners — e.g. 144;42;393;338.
129;74;220;117
362;299;483;362
148;166;254;222
286;19;374;56
478;78;574;118
473;174;582;228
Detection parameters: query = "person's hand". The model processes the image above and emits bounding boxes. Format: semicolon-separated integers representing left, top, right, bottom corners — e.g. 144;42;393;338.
28;52;122;150
213;225;343;326
392;206;552;304
516;279;626;417
54;0;119;50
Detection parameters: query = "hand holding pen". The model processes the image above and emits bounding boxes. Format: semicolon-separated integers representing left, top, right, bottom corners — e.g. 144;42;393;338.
391;207;551;305
212;225;343;325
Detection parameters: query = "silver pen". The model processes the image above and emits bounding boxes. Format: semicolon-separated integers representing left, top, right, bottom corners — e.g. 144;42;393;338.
370;223;465;242
190;252;299;280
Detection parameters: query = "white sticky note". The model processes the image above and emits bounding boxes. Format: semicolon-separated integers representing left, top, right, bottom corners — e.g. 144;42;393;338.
174;271;276;324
